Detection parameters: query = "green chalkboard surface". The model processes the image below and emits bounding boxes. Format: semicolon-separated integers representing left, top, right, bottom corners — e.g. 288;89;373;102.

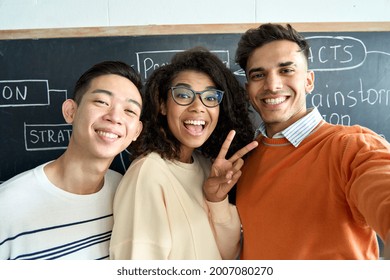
1;24;390;182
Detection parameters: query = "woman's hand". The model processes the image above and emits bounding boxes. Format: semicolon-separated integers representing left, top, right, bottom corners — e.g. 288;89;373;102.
203;130;258;202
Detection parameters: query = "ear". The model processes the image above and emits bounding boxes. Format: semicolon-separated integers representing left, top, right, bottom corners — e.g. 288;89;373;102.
62;99;77;124
132;121;143;141
160;102;167;116
305;70;315;94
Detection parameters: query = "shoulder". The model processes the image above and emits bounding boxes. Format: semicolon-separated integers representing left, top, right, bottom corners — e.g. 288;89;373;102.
120;152;170;184
321;122;383;139
321;123;390;150
102;169;123;192
0;163;46;194
130;152;168;171
115;152;170;198
341;124;385;140
0;164;48;214
104;169;123;185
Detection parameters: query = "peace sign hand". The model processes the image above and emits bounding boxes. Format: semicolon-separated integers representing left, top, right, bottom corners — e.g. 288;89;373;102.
203;130;258;202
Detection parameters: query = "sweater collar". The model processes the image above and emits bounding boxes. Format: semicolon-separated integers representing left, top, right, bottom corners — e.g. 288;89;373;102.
255;107;323;147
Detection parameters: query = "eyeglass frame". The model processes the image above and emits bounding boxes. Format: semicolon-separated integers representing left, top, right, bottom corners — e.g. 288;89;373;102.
169;86;224;108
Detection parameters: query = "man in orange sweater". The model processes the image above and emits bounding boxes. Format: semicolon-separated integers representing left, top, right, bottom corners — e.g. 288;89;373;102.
235;23;390;259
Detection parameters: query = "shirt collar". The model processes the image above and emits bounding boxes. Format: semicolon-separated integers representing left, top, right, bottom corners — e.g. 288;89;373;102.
255;107;323;147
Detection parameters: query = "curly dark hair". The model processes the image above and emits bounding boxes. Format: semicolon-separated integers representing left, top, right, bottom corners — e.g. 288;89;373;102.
128;46;254;161
235;23;310;72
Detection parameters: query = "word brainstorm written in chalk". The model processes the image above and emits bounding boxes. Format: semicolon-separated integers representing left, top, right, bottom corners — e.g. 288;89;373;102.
306;36;390;137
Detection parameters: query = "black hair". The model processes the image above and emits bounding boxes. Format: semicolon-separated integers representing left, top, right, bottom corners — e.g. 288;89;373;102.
73;60;142;104
235;23;310;72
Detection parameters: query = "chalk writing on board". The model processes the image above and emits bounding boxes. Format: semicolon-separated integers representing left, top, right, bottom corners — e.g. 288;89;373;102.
24;123;72;151
0;80;49;107
0;83;70;151
136;50;230;80
307;36;366;71
303;36;390;137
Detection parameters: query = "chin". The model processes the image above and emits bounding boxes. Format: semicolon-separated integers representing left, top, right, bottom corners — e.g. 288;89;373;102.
95;149;121;160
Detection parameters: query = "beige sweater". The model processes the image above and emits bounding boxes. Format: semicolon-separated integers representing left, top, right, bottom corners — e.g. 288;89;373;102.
110;151;241;260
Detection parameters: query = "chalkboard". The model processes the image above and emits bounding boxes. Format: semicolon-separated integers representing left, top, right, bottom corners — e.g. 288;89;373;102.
1;23;390;183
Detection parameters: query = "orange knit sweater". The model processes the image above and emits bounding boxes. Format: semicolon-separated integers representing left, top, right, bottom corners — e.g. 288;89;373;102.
237;121;390;259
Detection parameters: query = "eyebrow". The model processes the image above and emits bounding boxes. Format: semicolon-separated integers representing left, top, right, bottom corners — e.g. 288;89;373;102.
279;61;295;67
247;67;264;76
247;61;296;75
92;89;142;109
174;83;217;90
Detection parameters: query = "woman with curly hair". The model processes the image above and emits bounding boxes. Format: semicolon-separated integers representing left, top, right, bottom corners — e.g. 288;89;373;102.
110;47;257;260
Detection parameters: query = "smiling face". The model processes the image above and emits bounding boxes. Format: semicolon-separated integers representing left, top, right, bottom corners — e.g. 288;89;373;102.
245;40;314;137
64;74;143;162
160;70;220;163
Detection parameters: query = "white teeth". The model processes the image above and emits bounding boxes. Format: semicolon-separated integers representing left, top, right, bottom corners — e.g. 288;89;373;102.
97;130;119;139
184;120;205;126
264;97;286;105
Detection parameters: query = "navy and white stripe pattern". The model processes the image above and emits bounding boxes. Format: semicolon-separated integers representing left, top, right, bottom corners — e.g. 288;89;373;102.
255;107;323;147
0;215;113;260
0;164;121;260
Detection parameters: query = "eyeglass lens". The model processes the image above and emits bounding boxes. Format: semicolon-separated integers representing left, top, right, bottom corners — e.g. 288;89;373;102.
171;87;223;107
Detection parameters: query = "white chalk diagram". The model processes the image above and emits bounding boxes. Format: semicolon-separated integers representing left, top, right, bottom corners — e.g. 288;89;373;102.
0;80;71;150
1;40;388;177
306;36;390;134
233;35;390;75
136;49;230;80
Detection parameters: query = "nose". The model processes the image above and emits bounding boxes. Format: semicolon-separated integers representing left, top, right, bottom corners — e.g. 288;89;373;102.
188;94;206;112
103;106;123;124
264;73;283;92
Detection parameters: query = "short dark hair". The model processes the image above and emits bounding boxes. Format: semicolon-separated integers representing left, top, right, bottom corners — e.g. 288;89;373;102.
235;23;310;72
73;61;142;104
129;46;254;161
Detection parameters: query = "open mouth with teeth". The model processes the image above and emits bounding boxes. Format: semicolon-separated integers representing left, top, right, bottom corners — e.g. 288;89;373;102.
183;120;206;135
96;130;119;139
263;96;287;105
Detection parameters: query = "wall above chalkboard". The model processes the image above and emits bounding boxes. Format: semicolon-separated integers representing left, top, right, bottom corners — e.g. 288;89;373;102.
1;22;389;183
1;22;390;39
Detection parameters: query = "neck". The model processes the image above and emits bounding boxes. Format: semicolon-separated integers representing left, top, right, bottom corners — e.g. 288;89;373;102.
44;151;112;195
179;146;194;163
265;108;309;138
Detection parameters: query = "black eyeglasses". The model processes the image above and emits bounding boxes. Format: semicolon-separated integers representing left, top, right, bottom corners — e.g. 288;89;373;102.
170;86;224;108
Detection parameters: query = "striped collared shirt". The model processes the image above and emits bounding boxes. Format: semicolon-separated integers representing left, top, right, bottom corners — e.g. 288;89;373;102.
255;107;323;147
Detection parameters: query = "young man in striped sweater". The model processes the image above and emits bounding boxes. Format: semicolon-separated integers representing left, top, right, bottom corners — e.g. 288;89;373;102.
235;23;390;259
0;61;143;259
